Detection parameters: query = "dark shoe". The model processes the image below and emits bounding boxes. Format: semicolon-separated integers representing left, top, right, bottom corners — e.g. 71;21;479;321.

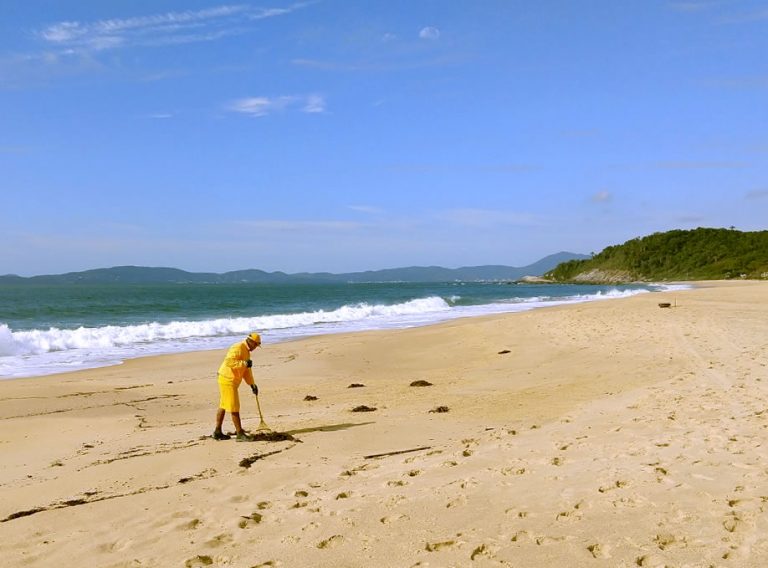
236;431;253;442
212;430;231;440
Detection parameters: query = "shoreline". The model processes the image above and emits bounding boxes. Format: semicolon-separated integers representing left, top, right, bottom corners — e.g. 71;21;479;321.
1;280;692;383
2;280;767;566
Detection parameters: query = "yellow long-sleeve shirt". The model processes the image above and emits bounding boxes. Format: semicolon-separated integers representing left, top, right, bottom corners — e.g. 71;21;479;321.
217;340;254;386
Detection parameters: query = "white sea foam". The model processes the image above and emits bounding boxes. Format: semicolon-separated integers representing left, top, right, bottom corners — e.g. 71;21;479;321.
0;286;685;379
0;297;451;359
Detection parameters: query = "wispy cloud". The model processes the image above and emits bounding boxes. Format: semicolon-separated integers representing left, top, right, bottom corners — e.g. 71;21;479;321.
745;190;768;200
303;94;326;114
419;27;441;40
347;205;384;214
591;191;613;203
37;4;307;52
385;162;534;174
669;1;720;13
718;8;768;24
655;160;749;169
669;2;768;25
0;145;31;153
227;94;326;117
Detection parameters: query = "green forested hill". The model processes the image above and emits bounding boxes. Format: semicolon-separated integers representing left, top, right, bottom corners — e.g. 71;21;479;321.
545;228;768;283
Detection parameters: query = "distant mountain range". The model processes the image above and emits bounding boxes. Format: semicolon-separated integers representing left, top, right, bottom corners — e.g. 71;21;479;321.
0;252;588;285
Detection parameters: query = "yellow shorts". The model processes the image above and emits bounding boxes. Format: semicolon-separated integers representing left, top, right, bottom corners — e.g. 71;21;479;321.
218;376;241;412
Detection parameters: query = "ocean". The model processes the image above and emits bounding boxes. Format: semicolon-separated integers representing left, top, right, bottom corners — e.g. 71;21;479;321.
0;281;687;379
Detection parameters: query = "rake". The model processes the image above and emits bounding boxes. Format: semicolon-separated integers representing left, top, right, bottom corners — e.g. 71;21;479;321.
254;394;272;432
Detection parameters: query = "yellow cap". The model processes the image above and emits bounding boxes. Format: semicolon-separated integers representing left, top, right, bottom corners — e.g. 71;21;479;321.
247;332;261;345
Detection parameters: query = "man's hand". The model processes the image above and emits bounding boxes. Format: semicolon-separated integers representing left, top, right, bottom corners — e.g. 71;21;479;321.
251;383;259;396
246;359;253;368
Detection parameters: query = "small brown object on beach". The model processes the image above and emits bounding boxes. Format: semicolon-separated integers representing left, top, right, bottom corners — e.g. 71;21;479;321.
410;380;433;387
429;406;450;413
303;395;318;401
348;383;365;388
658;302;672;308
351;405;377;412
250;431;297;442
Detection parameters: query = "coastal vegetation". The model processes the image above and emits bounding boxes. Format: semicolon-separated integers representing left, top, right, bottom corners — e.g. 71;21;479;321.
545;228;768;283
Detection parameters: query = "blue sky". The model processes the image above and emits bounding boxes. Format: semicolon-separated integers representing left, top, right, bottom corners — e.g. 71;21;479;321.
1;1;767;276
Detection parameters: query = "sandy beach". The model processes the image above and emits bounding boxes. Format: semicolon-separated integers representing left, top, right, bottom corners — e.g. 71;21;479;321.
1;281;767;567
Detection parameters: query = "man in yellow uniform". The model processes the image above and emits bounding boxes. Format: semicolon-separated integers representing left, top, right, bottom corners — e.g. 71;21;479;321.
213;332;261;441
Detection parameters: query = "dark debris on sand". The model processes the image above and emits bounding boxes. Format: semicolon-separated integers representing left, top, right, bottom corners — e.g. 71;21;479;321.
351;405;377;412
429;406;450;413
303;395;318;401
410;380;433;387
348;383;365;388
249;431;299;442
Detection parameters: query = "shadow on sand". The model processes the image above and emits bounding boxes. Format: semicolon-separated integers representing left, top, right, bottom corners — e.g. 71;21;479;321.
284;421;375;436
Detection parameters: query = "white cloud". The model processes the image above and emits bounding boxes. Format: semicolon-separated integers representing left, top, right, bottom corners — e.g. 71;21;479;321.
419;26;441;40
228;95;325;117
347;205;384;214
229;96;292;117
303;95;326;114
591;191;612;203
37;4;307;52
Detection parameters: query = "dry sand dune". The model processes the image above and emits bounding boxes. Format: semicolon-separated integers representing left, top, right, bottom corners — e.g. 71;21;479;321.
1;281;767;567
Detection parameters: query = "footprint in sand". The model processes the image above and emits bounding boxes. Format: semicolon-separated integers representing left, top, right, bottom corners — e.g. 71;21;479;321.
653;533;686;550
446;495;468;509
317;535;344;549
500;466;527;476
587;543;610;559
176;518;201;531
380;514;409;524
238;512;263;528
228;495;248;503
723;515;741;533
204;533;234;548
425;540;456;552
471;543;498;560
98;539;133;553
185;555;214;567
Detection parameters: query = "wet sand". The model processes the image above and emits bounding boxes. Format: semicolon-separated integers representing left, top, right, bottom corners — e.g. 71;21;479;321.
1;281;767;567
